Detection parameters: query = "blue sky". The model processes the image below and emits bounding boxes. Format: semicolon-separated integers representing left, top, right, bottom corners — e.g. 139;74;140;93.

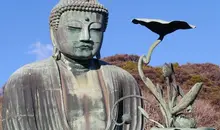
0;0;219;87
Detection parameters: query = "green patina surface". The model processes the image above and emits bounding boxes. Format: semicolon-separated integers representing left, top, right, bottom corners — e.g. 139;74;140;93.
2;0;143;130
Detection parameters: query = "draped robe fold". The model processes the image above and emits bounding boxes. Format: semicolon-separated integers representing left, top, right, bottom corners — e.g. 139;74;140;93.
2;57;143;130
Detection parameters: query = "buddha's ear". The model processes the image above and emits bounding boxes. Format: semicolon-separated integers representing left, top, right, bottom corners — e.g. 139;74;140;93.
96;35;103;59
96;51;101;59
50;28;61;60
50;28;57;47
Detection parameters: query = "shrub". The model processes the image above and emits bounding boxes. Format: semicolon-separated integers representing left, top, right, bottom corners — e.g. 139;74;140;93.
193;100;220;129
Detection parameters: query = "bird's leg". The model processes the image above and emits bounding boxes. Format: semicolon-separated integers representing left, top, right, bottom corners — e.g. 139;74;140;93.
159;35;164;41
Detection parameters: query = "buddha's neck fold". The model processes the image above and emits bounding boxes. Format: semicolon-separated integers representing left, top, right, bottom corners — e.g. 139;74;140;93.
60;54;92;75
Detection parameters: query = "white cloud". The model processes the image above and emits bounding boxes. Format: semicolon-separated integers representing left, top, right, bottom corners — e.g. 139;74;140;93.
28;42;53;60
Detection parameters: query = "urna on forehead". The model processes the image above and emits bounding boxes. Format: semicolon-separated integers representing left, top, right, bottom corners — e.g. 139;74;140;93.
50;0;108;30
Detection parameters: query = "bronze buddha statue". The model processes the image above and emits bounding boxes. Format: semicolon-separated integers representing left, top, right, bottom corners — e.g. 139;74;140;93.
2;0;143;130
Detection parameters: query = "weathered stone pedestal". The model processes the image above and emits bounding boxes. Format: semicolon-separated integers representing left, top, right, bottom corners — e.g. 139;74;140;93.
151;127;215;130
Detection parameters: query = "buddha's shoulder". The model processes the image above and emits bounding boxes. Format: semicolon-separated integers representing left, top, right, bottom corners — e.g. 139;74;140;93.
10;57;56;78
4;57;58;91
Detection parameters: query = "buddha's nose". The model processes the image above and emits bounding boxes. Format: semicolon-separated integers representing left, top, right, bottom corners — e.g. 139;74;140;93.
80;28;92;43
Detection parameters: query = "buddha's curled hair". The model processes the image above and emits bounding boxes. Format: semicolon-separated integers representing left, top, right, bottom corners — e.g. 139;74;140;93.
50;0;108;31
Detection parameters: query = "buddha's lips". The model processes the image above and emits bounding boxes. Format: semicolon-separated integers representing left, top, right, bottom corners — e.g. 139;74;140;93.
77;45;93;49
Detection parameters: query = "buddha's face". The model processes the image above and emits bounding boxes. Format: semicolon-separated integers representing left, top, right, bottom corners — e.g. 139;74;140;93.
52;11;105;60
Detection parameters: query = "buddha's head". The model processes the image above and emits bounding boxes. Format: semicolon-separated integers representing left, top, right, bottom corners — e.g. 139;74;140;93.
50;0;108;60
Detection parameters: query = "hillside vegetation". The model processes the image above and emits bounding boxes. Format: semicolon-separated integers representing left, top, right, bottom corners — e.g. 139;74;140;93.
0;54;219;129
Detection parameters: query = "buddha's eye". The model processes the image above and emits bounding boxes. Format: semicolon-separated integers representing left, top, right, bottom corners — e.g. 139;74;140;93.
67;21;82;30
67;26;82;30
90;28;102;32
90;23;103;32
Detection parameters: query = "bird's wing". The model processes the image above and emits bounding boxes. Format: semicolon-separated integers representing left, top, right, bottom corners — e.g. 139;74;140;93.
132;18;170;24
132;18;169;35
170;21;196;29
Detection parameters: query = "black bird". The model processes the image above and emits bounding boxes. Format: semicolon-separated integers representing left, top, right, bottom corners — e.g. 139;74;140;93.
132;18;195;38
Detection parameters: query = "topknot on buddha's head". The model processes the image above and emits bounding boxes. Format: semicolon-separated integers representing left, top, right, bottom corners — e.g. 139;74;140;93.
50;0;109;31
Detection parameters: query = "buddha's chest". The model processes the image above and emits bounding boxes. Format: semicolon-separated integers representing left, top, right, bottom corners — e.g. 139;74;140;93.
64;71;107;129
